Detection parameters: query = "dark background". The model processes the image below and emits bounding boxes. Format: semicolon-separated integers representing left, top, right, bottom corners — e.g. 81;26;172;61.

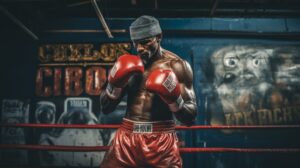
1;0;300;168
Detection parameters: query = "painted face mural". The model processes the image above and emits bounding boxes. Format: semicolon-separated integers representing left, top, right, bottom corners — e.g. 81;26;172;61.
212;46;272;87
208;45;300;127
35;101;56;124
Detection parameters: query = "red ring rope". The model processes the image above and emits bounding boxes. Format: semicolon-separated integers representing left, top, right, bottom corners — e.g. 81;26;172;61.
1;124;299;153
0;144;299;153
0;123;300;129
0;123;120;129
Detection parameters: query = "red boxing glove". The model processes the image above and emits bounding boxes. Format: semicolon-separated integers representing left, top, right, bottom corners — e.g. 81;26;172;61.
146;69;184;112
106;54;144;99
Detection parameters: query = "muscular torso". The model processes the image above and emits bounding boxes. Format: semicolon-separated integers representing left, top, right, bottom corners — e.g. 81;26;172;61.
101;48;197;124
125;49;179;121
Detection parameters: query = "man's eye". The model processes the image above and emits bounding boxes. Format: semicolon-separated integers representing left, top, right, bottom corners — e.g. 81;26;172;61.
140;40;151;45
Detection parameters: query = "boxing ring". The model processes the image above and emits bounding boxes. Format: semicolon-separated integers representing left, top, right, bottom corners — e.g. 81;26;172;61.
1;123;300;153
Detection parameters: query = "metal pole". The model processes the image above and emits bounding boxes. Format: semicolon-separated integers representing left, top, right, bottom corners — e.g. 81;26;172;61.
67;0;91;8
0;5;39;40
210;0;219;17
91;0;113;38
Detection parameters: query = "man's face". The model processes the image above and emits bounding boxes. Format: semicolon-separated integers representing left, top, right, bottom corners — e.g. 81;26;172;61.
133;36;160;65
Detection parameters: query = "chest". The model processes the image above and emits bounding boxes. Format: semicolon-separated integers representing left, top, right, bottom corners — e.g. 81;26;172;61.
128;60;171;93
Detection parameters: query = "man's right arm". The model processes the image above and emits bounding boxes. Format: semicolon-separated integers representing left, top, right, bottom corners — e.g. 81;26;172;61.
99;54;144;114
100;87;125;114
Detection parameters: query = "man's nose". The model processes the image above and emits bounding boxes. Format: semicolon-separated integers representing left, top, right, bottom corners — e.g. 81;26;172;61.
136;43;144;51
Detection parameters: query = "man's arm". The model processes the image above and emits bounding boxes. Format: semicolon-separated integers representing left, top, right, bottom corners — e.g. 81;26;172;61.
100;86;125;114
145;59;197;125
171;59;198;125
100;54;144;114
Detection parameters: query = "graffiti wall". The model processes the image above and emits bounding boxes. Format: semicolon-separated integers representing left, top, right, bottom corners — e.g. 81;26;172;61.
0;99;30;166
183;44;300;168
200;45;300;127
31;43;129;166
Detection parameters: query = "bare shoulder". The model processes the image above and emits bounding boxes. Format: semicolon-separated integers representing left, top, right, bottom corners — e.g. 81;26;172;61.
163;49;193;85
162;49;179;59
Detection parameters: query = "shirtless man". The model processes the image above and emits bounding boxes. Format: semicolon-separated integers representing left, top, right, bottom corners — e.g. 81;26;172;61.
100;15;197;168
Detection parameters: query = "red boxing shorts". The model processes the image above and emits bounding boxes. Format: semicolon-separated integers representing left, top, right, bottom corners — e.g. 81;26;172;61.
100;118;182;168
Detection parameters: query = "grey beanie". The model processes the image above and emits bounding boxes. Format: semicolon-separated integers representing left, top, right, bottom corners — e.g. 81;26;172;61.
130;15;162;41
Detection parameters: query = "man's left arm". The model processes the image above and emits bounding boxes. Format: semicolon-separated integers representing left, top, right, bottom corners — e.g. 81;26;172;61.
145;59;198;125
171;59;198;125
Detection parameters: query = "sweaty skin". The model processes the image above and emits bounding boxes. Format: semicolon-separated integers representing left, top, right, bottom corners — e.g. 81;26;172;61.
100;36;197;125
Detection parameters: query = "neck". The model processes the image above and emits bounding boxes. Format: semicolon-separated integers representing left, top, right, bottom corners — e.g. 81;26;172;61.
145;47;162;68
153;46;163;59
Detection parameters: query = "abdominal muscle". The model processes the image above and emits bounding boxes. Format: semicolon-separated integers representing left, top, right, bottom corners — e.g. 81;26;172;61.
125;76;173;122
124;54;176;122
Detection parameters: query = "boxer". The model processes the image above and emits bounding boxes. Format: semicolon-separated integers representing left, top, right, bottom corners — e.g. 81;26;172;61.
100;15;197;168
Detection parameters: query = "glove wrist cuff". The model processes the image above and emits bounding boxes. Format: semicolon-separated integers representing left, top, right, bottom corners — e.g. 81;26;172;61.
168;95;184;113
105;83;122;100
